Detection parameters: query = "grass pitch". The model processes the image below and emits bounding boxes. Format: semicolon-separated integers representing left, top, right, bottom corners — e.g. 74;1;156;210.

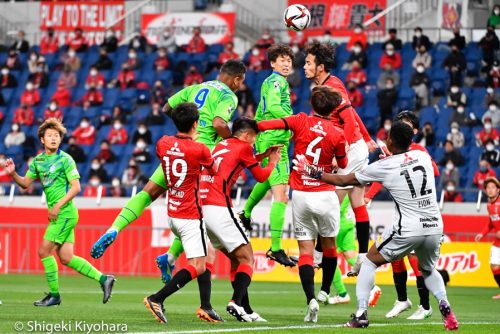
0;274;499;333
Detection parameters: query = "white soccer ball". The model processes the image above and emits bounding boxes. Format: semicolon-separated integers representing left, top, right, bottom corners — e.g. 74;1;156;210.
284;4;311;32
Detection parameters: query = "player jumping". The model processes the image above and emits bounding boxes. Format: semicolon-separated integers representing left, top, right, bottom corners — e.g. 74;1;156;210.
476;176;500;299
294;121;459;331
4;118;115;307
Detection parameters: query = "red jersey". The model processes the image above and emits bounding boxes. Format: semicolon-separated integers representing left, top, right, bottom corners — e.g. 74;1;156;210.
157;135;214;219
321;75;371;144
200;137;274;207
259;112;347;192
485;196;500;247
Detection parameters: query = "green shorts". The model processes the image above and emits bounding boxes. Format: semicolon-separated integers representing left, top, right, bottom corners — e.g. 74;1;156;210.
256;140;290;186
150;164;168;189
336;224;357;253
44;217;78;244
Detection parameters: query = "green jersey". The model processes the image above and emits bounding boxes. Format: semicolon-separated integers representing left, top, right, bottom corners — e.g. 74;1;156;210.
26;150;80;218
168;80;238;150
255;72;292;146
340;196;355;230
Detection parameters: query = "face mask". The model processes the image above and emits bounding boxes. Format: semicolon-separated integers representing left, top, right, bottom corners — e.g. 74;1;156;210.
457;107;464;114
80;121;89;128
384;124;391;131
1;69;8;75
417;66;425;73
49;104;57;111
451;127;458;134
113;123;122;130
252;49;260;56
415;31;422;37
487;144;495;151
159;52;166;57
129;52;137;59
485;123;492;131
26;83;33;90
292;46;299;54
451;87;459;94
137;141;146;149
446;163;454;171
138;127;146;134
386;50;394;56
490;105;497;112
91;163;100;170
68;51;75;58
495;9;500;15
90;179;99;187
354;28;362;34
30;54;37;61
106;31;114;38
133;40;140;48
386;84;394;89
480;166;488;172
488;87;494;94
112;179;120;187
262;34;270;39
0;158;5;165
353;46;361;54
90;69;97;76
419;49;426;54
446;185;455;192
12;124;19;132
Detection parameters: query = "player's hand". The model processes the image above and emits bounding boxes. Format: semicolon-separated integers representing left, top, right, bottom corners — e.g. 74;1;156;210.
366;139;378;153
379;145;392;159
331;157;339;172
474;233;483;242
3;158;16;175
364;197;371;205
268;146;282;164
48;205;61;222
262;144;284;159
293;154;323;180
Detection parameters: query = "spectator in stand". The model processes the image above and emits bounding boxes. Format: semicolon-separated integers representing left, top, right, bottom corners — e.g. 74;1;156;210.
132;138;151;163
449;103;476;127
157;27;177;53
447;84;467;107
126;49;141;70
346;60;366;86
290;31;306;49
291;43;306;69
89;158;109;182
0;66;17;88
115;63;136;90
95;140;116;164
101;28;118;53
95;47;113;70
412;27;432;51
488;60;500;88
72;117;95;145
376;118;392;144
377;77;398;124
183;65;203;87
346;41;368;69
248;45;266;71
443;43;466;86
487;5;500;28
66;27;88;52
382;28;402;50
347;23;367;51
449;27;466;50
151;80;168;106
51;81;72;107
44;100;63;121
131;122;152;144
121;165;144;187
236;83;256;118
108;119;128;145
154;47;170;72
111;106;128;124
415;121;436;147
410;63;431;108
66;136;86;163
20;81;40;107
27;51;40;74
40;27;59;55
4;123;25;148
484;86;500;107
443;180;463;202
13;104;33;126
440;159;460;189
446;122;465;148
218;42;239;65
129;30;148;52
82;84;103;109
320;30;335;44
62;49;81;72
476;117;500;146
256;28;275;50
10;30;29;53
479;25;500;72
28;58;49;89
85;65;105;89
377;63;400;89
474;159;496;190
0;154;13;184
439;140;465;166
4;50;21;71
482;100;500;127
379;44;401;69
109;177;125;197
84;176;106;198
57;64;77;89
481;139;500;167
346;80;363;108
186;26;206;54
145;102;166;126
412;45;432;69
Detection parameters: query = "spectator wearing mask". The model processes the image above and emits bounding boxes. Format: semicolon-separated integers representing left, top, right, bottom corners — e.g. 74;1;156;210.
443;180;463;202
101;28;118;53
347;24;367;51
44;101;63;121
109;177;125;197
108;119;128;145
82;84;103;109
128;30;148;52
94;48;113;70
154;47;170;71
482;100;500;127
66;28;88;52
248;46;266;71
377;63;400;89
72;117;96;145
4;50;22;71
255;28;275;50
40;27;59;55
27;51;41;74
346;60;366;86
488;5;500;28
443;43;466;86
95;140;116;164
62;49;81;72
346;80;363;108
347;41;367;69
126;49;140;70
13;104;34;126
440;159;460;189
132;122;152;144
10;30;29;53
415;122;436;147
484;86;500;107
473;159;496;190
51;81;72;107
157;27;177;53
448;27;466;50
410;63;431;108
0;154;13;184
84;176;106;198
66;136;86;163
412;27;432;50
121;165;144;187
382;28;402;50
115;63;136;90
57;64;77;89
20;81;40;107
236;82;255;118
412;45;432;69
89;158;109;182
289;31;306;49
446;122;465;148
447;84;467;108
488;60;500;88
28;58;49;89
449;103;476;127
481;139;500;167
0;67;17;88
479;25;500;71
186;26;206;53
439;140;465;166
4;123;25;148
85;65;105;89
476;117;500;146
145;102;166;126
183;65;203;87
132;139;151;163
377;77;398;123
380;44;401;70
376;119;392;143
151;80;168;106
218;42;239;65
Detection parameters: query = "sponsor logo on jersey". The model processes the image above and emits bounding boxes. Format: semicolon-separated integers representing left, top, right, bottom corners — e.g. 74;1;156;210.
200;175;214;183
70;169;79;176
49;165;56;173
491;213;500;221
273;80;280;90
400;154;418;167
168;188;185;198
422;222;439;228
310;121;326;136
167;142;185;157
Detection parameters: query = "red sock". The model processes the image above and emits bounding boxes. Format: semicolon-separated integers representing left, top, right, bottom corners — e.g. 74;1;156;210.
408;255;421;276
391;259;407;273
353;205;370;253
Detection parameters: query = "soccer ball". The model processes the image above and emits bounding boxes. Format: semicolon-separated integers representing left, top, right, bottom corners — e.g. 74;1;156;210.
284;4;311;32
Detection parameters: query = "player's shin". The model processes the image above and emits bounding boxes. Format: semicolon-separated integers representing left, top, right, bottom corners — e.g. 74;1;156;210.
353;205;370;253
392;259;408;302
333;266;348;296
111;191;152;232
150;265;199;303
243;182;270;218
197;262;214;309
355;257;377;316
320;247;337;295
411;256;431;310
298;254;316;304
270;201;287;251
67;256;106;284
168;237;185;260
231;264;253;305
422;268;448;303
41;256;59;296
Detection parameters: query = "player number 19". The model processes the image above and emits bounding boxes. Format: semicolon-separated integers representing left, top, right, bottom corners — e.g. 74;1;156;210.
163;156;188;187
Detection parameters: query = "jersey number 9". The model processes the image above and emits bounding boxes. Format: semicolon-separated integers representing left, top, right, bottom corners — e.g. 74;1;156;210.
194;88;209;109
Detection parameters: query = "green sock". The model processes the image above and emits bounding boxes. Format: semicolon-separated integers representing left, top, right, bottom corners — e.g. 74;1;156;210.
270;201;287;251
333;266;347;296
41;256;59;297
67;256;105;284
243;181;270;218
111;191;152;232
167;237;184;259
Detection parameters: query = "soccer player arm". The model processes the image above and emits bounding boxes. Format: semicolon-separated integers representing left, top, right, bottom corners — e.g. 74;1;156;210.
5;158;35;189
338;107;358;144
352;109;372;143
243;145;278;182
334;132;349;169
213;95;236;139
213;117;231;139
162;102;172;116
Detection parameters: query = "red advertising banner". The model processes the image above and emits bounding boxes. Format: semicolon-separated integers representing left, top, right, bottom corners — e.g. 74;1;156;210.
142;12;236;46
40;1;125;45
287;0;387;38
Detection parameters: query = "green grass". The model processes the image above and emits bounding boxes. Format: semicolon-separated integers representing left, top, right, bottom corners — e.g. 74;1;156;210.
0;274;499;333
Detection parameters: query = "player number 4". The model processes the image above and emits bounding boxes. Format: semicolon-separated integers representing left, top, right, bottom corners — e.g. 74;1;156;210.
305;136;323;165
163;156;188;187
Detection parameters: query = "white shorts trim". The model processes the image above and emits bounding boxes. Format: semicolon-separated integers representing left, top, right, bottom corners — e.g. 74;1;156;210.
203;205;249;253
169;217;208;259
491;245;500;265
337;139;369;190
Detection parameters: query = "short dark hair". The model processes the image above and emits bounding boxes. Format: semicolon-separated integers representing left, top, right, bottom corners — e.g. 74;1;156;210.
389;28;397;34
232;118;259;136
389;121;414;150
220;59;246;77
394;110;419;130
305;41;335;72
267;44;294;63
171;103;199;133
311;86;342;116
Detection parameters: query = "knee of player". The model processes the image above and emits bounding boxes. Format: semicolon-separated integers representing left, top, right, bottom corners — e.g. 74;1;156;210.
59;254;73;266
194;262;206;276
38;247;52;259
419;268;432;278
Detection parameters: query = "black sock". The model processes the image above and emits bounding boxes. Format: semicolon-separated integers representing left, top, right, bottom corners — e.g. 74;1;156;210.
231;281;254;313
197;269;212;309
315;237;322;252
320;256;337;295
495;274;500;288
231;272;251;306
416;276;430;310
393;271;408;302
299;264;315;304
151;269;194;303
356;222;370;253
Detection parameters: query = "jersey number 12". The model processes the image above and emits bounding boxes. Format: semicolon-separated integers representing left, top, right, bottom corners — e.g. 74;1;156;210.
400;165;432;199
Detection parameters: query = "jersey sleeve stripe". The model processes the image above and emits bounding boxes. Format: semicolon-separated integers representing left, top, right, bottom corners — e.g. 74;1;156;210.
246;163;259;169
281;118;290;131
337;104;352;114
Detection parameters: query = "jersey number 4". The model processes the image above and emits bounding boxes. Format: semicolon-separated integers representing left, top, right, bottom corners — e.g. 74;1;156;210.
163;156;187;187
306;136;324;165
400;165;432;199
